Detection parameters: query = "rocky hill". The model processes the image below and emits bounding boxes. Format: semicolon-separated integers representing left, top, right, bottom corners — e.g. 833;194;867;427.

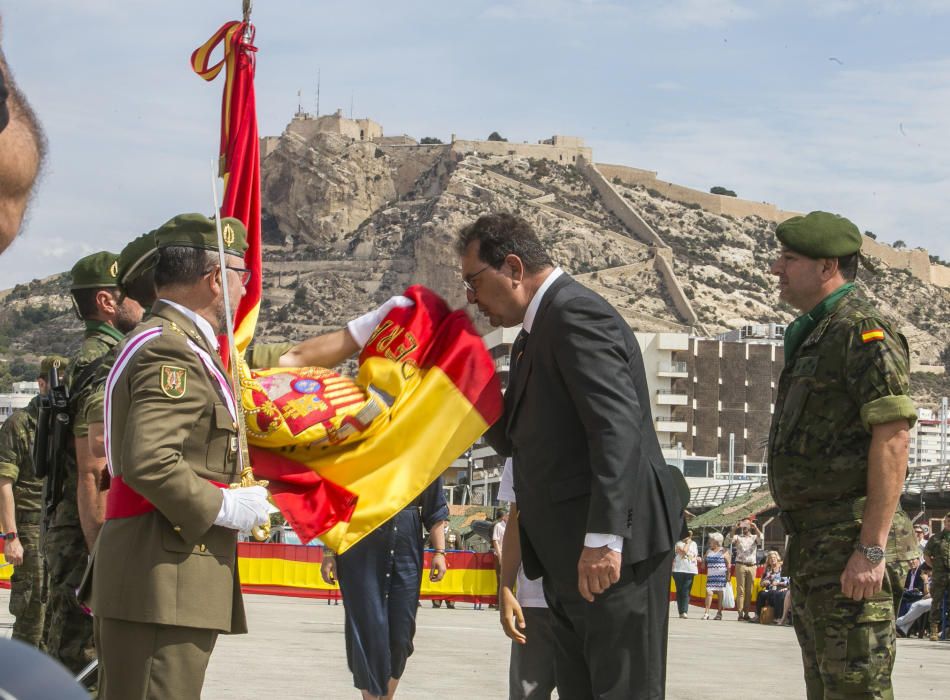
3;121;950;408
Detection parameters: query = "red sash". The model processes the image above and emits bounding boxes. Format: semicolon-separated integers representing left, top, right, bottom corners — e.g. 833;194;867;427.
105;475;228;520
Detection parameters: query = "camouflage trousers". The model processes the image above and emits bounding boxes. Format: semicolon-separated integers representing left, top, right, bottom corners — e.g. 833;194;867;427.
788;524;909;700
930;574;949;632
9;522;49;649
45;523;96;677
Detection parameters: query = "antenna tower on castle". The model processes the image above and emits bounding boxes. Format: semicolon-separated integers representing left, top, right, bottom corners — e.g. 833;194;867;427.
297;89;302;115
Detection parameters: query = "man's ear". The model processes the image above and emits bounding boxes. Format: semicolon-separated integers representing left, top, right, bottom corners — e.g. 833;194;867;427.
96;289;118;316
820;257;841;281
505;254;525;285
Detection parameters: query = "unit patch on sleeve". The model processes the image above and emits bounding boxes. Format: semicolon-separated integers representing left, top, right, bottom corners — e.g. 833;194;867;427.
160;365;188;399
861;328;885;344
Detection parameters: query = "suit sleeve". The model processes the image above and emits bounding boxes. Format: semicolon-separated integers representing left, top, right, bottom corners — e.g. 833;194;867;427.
119;335;224;544
551;296;641;538
482;414;512;456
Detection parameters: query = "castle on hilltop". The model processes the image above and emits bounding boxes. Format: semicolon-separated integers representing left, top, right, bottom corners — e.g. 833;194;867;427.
260;110;950;290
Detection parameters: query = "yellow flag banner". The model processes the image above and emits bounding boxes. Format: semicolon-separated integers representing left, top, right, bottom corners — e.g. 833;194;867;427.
248;285;503;554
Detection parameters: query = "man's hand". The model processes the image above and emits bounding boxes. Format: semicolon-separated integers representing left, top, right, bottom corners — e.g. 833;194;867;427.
3;537;23;566
320;555;337;585
430;552;447;582
840;551;886;601
578;545;621;602
499;585;527;644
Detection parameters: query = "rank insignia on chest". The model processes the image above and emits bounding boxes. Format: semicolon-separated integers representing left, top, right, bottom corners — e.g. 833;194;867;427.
861;328;885;343
160;365;188;399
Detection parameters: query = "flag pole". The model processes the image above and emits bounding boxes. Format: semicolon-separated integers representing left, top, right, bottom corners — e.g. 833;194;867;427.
211;162;270;542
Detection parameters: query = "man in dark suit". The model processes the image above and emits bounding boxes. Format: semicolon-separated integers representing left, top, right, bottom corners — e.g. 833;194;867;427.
457;213;684;699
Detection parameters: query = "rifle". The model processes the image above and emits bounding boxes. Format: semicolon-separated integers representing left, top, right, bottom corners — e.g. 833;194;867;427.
33;361;70;535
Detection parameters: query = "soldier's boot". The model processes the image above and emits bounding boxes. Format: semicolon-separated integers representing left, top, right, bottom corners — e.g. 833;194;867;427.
929;623;940;641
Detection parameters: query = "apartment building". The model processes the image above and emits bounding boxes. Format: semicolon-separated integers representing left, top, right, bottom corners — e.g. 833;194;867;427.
910;402;949;466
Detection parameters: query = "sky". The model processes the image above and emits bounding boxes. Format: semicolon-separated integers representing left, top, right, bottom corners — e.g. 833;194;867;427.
1;0;948;287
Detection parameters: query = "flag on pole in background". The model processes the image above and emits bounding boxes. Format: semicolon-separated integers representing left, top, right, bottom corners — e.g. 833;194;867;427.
191;20;262;364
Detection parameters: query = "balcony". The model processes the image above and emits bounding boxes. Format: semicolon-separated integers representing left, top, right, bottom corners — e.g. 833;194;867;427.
656;389;688;406
657;361;688;378
655;418;688;433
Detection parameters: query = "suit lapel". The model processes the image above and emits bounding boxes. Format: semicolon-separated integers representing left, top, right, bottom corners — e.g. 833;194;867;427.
506;274;574;430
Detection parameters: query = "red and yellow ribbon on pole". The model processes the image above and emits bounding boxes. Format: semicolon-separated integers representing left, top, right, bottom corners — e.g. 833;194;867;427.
191;19;262;362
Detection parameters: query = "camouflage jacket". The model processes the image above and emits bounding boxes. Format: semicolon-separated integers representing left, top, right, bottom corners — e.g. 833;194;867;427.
51;321;123;528
924;531;950;576
0;395;42;516
768;287;917;513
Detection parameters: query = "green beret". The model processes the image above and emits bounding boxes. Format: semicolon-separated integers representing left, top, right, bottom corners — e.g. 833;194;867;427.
70;251;120;290
38;355;70;379
154;213;248;257
117;230;158;286
776;211;862;258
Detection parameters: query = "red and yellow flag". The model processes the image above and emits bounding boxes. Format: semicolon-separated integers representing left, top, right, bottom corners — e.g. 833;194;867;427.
249;286;503;554
191;21;262;362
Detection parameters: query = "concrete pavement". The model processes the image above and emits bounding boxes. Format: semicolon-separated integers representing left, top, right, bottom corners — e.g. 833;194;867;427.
2;590;948;698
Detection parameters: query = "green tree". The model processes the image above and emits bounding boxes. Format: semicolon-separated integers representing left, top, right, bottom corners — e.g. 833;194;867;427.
893;240;907;249
864;230;877;240
420;137;443;145
293;286;308;306
710;186;737;197
487;131;507;142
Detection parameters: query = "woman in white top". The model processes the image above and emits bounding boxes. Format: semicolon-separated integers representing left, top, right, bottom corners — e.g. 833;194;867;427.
672;531;699;618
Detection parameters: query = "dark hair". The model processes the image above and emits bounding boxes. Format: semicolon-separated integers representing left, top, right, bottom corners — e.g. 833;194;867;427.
837;253;859;281
455;213;553;273
71;287;111;320
154;246;216;288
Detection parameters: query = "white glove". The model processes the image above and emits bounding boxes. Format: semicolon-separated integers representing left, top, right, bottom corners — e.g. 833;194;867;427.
214;486;270;533
346;295;415;348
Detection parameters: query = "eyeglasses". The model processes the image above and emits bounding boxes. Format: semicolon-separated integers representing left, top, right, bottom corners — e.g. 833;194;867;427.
225;266;253;286
462;264;491;297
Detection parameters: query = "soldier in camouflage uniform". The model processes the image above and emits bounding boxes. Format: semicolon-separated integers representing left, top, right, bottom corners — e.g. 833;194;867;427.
768;212;919;700
922;513;950;640
44;251;143;682
0;356;68;649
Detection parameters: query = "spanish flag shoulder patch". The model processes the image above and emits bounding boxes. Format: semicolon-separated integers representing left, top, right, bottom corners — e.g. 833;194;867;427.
861;328;885;343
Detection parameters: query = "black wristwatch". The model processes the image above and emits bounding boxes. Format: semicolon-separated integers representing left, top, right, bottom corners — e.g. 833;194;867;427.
855;542;885;564
2;532;17;542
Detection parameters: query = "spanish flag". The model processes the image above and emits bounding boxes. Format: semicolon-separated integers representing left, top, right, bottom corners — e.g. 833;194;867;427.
192;20;262;362
861;328;885;343
248;286;503;554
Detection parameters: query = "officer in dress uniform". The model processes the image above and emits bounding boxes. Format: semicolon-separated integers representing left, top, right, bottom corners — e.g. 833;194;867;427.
82;213;413;699
81;215;271;699
767;211;919;699
45;251;143;687
0;356;67;650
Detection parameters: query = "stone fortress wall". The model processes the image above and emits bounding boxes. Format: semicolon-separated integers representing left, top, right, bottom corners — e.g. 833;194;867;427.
259;110;949;289
596;163;801;223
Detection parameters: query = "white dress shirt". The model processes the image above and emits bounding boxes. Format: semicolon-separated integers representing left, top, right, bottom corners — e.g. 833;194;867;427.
519;267;622;554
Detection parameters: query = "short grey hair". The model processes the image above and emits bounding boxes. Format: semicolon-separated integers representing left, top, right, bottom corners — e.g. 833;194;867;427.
709;532;724;545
